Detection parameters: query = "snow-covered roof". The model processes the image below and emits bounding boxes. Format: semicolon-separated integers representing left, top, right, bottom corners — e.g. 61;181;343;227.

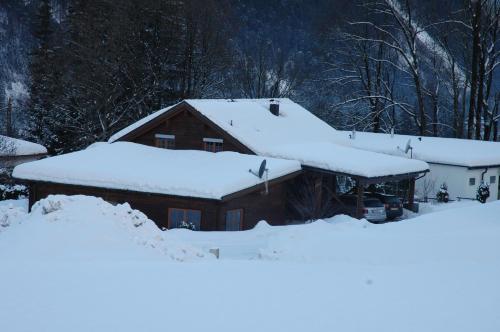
108;103;180;143
110;98;428;178
13;142;301;200
334;131;500;168
0;135;47;157
262;141;429;178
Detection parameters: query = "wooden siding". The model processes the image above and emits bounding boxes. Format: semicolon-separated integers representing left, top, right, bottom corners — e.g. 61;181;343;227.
29;182;219;231
28;180;291;231
219;181;287;230
126;103;250;153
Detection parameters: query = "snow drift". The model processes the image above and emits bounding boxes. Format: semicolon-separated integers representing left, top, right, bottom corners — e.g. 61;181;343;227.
0;195;211;261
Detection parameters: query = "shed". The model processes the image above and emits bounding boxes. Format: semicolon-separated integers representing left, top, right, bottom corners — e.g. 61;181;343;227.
0;135;47;173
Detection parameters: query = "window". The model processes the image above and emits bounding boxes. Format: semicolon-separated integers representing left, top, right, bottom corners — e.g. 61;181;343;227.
168;208;201;230
225;209;243;231
490;176;497;184
469;177;476;186
155;134;175;149
203;138;223;152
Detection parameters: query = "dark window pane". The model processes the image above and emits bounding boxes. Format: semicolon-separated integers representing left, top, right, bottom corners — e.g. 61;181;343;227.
169;209;185;228
226;209;242;231
186;210;201;230
469;178;476;186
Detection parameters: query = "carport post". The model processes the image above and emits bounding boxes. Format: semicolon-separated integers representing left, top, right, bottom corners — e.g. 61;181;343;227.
355;180;364;219
408;178;416;211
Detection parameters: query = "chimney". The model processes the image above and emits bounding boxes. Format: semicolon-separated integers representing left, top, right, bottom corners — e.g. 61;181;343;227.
269;99;279;116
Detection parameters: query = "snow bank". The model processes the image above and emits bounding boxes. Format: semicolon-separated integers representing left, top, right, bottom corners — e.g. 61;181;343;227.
13;142;301;199
0;199;27;231
0;195;210;261
1;197;500;332
259;202;500;264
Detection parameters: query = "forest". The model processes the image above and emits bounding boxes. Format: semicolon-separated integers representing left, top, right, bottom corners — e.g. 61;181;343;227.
1;0;499;153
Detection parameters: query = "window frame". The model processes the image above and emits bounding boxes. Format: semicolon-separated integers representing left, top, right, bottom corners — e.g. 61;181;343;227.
168;208;202;230
155;134;175;149
490;176;497;184
225;208;244;231
203;137;223;152
469;177;476;186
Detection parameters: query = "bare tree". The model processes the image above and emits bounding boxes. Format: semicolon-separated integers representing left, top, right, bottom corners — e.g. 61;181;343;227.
348;0;429;135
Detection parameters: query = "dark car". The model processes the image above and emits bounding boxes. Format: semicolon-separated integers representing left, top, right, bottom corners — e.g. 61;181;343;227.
365;192;403;220
340;195;387;223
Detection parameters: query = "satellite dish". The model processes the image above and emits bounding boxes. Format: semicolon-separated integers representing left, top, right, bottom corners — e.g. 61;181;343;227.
404;139;412;154
258;159;267;179
249;159;267;179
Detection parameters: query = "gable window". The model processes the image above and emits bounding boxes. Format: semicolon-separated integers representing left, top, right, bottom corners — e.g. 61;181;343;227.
168;208;201;230
225;209;243;231
490;176;497;184
469;177;476;186
155;134;175;149
203;138;223;152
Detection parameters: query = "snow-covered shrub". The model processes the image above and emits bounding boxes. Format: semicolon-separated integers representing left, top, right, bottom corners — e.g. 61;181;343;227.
0;184;28;200
178;220;197;231
436;183;449;203
476;183;490;203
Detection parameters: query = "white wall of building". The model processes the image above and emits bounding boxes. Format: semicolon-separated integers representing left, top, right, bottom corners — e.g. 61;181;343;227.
416;163;500;202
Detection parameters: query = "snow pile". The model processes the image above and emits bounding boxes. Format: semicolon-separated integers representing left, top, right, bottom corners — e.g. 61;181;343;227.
0;199;26;231
1;197;500;331
0;195;210;261
13;142;301;200
259;203;500;264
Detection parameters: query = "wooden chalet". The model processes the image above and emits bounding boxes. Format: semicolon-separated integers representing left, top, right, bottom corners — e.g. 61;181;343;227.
14;98;429;230
107;98;428;219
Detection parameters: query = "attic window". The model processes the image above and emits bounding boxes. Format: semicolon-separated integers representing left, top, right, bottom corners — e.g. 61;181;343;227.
155;134;175;149
203;138;223;152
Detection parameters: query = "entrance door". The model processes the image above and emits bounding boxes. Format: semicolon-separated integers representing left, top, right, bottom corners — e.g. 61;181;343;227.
225;209;243;231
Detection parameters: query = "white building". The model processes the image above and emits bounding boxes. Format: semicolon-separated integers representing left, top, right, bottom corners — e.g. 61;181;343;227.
334;131;500;202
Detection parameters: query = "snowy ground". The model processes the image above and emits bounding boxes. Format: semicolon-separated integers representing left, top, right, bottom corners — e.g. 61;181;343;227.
1;195;499;332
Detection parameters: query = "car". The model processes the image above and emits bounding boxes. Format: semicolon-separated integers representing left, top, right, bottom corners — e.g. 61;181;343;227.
365;192;403;220
339;195;387;223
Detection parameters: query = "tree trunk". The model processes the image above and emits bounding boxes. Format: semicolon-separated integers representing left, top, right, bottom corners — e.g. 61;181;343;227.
414;75;426;135
5;97;13;137
468;0;482;139
475;46;486;139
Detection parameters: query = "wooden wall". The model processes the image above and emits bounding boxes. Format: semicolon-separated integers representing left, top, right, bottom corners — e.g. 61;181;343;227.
219;182;287;230
130;108;244;152
28;180;289;231
29;182;219;230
